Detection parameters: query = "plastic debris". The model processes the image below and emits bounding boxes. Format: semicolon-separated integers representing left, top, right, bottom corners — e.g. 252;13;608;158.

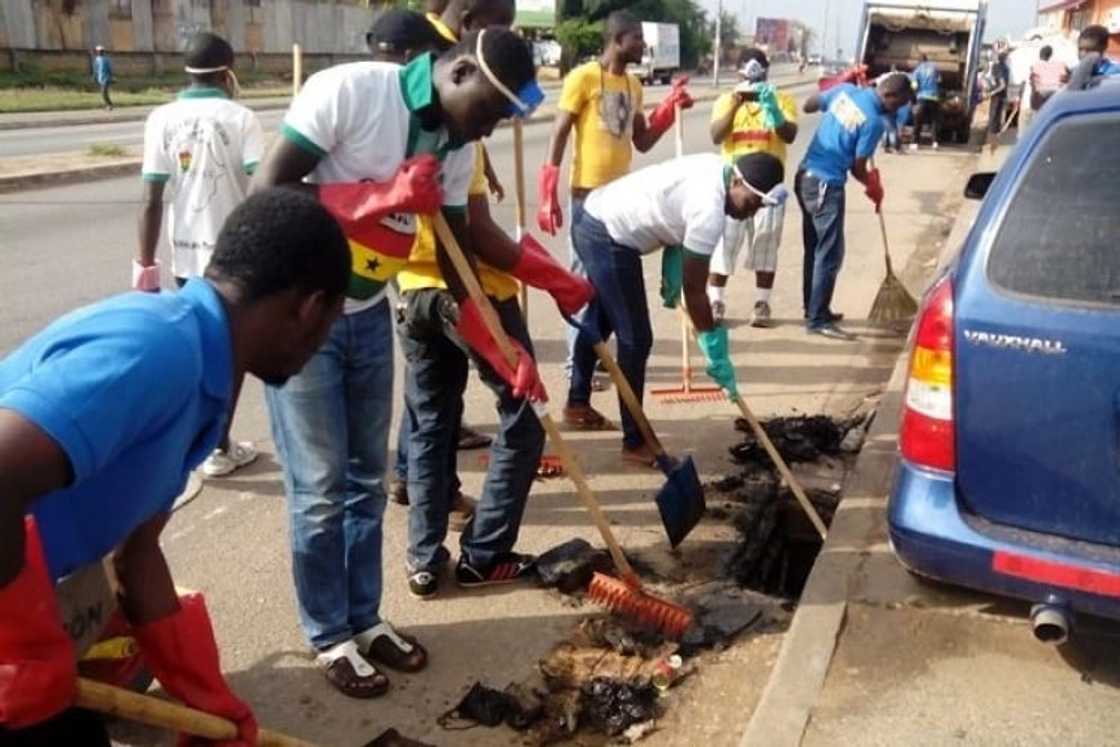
536;538;613;594
579;678;660;737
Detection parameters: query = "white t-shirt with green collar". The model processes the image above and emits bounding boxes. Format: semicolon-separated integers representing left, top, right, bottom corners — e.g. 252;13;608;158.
141;87;264;280
281;56;476;314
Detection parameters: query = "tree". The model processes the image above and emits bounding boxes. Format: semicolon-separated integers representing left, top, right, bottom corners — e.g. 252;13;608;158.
558;0;712;69
555;18;604;71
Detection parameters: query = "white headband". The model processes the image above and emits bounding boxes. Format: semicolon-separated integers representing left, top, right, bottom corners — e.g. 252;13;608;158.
733;163;789;207
475;29;530;116
184;65;229;74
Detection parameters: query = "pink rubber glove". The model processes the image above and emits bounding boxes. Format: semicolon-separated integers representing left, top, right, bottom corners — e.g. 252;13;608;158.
320;154;443;229
0;518;76;729
536;163;562;235
132;259;161;292
510;234;594;317
455;298;547;403
647;76;695;137
134;594;257;746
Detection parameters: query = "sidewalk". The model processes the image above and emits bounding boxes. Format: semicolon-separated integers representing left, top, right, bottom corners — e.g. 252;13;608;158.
742;145;1120;747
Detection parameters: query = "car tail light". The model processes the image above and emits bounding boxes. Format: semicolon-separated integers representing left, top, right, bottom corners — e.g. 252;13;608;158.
993;551;1120;598
900;275;955;472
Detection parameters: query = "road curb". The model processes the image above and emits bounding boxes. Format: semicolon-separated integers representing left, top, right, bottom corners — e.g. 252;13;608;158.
738;150;993;747
0;79;817;193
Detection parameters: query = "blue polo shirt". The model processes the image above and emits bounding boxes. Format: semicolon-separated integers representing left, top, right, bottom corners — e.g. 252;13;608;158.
912;62;939;100
0;280;232;581
801;84;886;186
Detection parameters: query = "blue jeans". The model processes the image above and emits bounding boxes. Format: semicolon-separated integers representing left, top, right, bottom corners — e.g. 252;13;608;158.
564;196;589;379
568;213;652;450
265;300;392;651
400;289;544;573
796;171;847;329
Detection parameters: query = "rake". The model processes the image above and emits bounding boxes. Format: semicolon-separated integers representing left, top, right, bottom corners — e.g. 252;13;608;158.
868;210;918;324
433;214;693;639
652;308;727;405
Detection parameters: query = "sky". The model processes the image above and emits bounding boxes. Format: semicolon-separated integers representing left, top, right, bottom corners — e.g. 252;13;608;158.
699;0;1035;58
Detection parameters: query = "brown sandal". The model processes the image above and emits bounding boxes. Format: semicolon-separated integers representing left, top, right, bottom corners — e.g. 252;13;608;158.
356;622;428;673
562;405;617;431
316;640;389;699
621;445;658;469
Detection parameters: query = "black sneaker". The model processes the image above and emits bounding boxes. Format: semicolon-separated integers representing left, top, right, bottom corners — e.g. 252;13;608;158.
455;553;536;588
408;570;439;599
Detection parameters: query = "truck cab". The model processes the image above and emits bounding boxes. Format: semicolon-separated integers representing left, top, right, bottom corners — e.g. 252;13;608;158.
857;0;988;143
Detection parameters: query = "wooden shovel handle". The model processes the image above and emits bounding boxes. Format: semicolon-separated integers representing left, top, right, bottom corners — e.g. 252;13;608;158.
431;214;636;581
512;120;529;319
76;678;316;747
730;398;829;540
591;342;666;460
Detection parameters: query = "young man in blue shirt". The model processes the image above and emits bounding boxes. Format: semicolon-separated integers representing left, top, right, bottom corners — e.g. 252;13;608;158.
1068;24;1120;90
796;72;911;340
911;54;940;150
92;45;113;110
0;189;349;744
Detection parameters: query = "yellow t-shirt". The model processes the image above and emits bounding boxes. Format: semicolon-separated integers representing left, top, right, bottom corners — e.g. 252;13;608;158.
559;61;644;190
711;89;798;164
397;142;520;300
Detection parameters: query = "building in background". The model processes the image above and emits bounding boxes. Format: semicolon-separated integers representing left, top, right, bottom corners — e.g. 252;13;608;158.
1036;0;1120;53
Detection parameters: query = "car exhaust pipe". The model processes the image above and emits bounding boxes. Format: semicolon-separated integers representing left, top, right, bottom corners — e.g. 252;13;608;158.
1030;603;1071;645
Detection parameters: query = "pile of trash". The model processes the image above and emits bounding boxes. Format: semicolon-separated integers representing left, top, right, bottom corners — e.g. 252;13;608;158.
715;413;872;597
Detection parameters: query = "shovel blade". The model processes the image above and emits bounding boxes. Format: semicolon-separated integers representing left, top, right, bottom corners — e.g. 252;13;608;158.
655;455;706;548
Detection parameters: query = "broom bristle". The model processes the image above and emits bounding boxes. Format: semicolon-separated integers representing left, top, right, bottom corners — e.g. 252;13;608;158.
587;572;694;639
869;273;919;323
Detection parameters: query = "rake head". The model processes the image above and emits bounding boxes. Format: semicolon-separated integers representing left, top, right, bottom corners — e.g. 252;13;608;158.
869;272;919;324
587;572;694;640
651;385;726;406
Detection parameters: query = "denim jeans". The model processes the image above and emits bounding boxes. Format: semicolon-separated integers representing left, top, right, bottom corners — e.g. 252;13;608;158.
564;196;589;379
568;213;652;450
400;289;544;573
265;299;392;651
796;171;847;329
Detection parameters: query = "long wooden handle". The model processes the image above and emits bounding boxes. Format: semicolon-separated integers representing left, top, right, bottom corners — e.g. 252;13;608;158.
431;214;635;580
512;120;529;319
673;104;684;157
731;398;829;539
76;678;316;747
592;342;666;460
877;211;894;275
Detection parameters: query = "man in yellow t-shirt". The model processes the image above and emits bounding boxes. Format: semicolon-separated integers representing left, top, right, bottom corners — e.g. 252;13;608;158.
708;48;798;328
537;9;693;435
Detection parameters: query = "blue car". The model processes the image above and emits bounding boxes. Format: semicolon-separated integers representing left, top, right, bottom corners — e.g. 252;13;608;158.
888;79;1120;642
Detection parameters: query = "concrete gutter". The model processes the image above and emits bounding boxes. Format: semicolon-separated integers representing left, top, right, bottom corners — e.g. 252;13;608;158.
738;147;1003;747
0;78;816;194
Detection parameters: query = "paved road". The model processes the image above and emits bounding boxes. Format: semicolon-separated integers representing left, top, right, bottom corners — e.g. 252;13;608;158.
0;82;966;747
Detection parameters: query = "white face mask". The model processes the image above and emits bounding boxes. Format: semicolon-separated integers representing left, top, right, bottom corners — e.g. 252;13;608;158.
734;164;790;207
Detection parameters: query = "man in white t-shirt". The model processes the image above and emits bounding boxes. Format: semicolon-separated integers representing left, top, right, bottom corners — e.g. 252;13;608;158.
568;152;786;464
134;32;263;479
250;28;545;699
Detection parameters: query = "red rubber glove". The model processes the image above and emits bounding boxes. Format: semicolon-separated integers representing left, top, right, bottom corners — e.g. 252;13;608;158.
864;168;884;213
511;234;594;317
455;298;547;403
647;76;695;137
536;163;562;235
0;518;76;729
133;594;257;747
319;154;442;229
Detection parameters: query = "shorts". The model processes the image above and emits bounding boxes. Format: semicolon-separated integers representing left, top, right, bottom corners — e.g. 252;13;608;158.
709;201;785;276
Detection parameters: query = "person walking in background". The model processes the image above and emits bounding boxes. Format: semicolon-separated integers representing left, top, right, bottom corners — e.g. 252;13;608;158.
910;54;940;150
539;9;693;432
796;72;911;341
135;31;264;478
707;48;798;328
93;46;113;110
980;51;1009;147
1030;45;1068;113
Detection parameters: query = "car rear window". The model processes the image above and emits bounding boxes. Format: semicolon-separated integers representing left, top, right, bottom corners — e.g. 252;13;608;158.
987;112;1120;307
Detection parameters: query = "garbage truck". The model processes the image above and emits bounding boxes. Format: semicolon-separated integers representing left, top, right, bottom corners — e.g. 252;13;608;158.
629;22;680;85
856;0;988;143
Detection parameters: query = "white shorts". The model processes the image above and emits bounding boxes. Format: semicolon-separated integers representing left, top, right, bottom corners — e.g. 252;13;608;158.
709;202;785;276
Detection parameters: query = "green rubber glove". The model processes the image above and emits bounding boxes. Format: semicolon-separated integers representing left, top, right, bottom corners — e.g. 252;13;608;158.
697;326;740;398
757;84;784;130
660;245;683;309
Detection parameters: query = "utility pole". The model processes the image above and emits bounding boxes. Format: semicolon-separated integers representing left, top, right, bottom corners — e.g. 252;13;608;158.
822;0;831;61
713;0;723;87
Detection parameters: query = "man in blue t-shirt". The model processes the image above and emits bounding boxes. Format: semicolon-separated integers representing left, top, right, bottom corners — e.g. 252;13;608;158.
911;54;940;150
92;45;113;110
796;72;912;340
0;189;349;744
1068;24;1120;91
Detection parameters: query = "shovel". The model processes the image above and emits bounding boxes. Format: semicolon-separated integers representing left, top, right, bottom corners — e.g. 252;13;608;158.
587;338;706;547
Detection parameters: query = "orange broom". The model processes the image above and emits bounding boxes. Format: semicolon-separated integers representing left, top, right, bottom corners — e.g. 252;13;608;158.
433;214;692;639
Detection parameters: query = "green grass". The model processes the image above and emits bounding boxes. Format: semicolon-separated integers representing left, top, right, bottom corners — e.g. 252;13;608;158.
0;70;290;113
86;143;128;157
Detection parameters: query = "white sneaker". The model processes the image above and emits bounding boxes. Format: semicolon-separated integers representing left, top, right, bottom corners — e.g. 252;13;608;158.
908;143;920;152
711;300;726;325
202;441;258;477
931;141;940;150
750;301;774;328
